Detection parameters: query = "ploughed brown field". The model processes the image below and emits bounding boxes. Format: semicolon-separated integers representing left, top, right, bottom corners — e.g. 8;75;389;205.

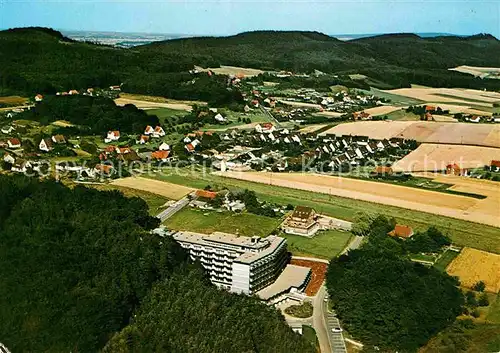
216;171;500;228
392;144;500;172
447;247;500;293
320;121;500;148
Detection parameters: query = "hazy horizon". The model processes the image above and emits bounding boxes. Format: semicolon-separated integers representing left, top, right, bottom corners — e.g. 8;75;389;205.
1;0;499;39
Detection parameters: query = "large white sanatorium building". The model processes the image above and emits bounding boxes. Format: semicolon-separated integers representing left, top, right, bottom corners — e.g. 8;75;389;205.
173;231;289;294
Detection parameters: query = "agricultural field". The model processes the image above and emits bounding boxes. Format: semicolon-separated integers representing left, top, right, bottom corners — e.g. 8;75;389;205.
195;65;265;77
360;105;401;116
115;93;206;111
111;176;195;200
449;65;500;79
392;144;500;172
447;247;500;293
299;124;329;134
146;169;500;253
320;121;500;148
283;230;352;259
383;87;500;115
163;207;281;237
217;171;500;228
0;95;28;107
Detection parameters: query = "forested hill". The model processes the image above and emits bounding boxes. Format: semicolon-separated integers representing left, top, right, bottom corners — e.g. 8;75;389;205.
139;30;500;89
1;27;500;97
0;175;315;353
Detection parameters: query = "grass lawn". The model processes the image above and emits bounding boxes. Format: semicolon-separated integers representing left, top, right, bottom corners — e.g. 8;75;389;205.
434;249;460;272
422;322;500;353
486;294;500;324
284;302;313;318
163;207;281;237
284;230;352;260
146;108;188;125
410;253;437;263
147;168;500;254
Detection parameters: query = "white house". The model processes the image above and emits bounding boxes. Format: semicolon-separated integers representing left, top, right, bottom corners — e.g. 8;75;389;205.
159;142;170;151
153;126;165;137
3;152;15;164
214;113;226;123
39;138;53;152
105;131;120;143
183;136;192;143
1;126;14;134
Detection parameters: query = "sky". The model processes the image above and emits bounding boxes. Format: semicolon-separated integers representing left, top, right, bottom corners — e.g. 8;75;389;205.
1;0;499;38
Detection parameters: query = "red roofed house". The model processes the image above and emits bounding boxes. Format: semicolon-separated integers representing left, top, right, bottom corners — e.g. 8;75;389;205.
153;126;165;138
352;112;372;121
137;135;150;144
34;94;43;102
151;150;171;162
388;224;414;239
424;112;433;121
144;126;154;135
7;138;21;149
446;163;467;176
425;105;435;112
371;166;394;176
94;164;114;176
104;145;117;154
68;89;79;95
116;147;133;155
185;143;195;153
251;99;260;108
195;189;217;200
255;123;275;133
105;131;120;143
490;160;500;172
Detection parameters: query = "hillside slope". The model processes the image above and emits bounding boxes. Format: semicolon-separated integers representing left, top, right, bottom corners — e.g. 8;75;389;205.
1;27;499;96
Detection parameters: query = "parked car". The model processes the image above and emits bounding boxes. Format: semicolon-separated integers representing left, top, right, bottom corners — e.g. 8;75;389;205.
332;327;343;333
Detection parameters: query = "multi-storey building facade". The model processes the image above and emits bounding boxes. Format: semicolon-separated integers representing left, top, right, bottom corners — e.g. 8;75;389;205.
173;231;289;294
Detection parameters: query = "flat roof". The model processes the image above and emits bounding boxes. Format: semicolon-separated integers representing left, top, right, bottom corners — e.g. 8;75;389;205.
256;264;311;300
174;231;265;247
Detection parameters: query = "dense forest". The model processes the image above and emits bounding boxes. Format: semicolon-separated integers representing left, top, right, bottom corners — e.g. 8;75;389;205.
104;267;315;353
0;175;314;352
17;95;159;134
326;216;464;352
1;27;499;99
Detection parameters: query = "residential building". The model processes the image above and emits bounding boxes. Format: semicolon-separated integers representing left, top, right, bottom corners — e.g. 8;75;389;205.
7;138;21;149
105;131;120;143
151;150;171;162
490;160;500;172
173;231;289;294
255;123;275;133
39;138;53;152
34;94;43;102
388;224;414;239
282;206;320;237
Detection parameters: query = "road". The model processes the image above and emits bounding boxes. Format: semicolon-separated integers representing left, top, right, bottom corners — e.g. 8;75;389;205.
259;106;282;128
312;285;333;353
340;235;363;255
156;193;192;221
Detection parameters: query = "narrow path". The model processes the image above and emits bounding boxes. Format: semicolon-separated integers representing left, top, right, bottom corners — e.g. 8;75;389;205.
156;192;193;221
